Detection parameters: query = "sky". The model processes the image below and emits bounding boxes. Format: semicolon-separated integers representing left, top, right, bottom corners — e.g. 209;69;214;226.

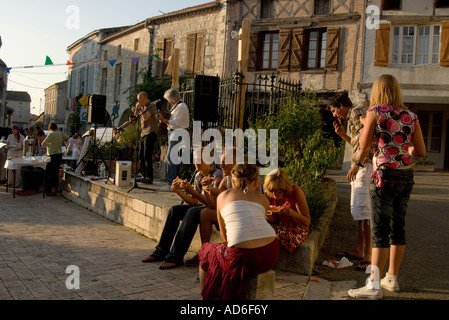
0;0;209;115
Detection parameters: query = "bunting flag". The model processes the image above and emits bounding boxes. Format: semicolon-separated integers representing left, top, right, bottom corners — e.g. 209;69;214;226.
66;60;75;65
78;95;89;108
151;54;162;61
45;56;54;65
108;59;117;67
131;57;140;65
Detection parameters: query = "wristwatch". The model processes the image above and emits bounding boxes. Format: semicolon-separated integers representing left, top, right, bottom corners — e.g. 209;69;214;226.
354;160;364;168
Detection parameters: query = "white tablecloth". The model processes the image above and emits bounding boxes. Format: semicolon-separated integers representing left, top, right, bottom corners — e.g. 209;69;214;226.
4;156;50;170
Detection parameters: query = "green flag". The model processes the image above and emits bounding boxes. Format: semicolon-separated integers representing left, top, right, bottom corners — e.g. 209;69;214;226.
45;56;54;65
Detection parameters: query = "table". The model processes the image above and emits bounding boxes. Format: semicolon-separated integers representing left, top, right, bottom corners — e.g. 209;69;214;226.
4;156;50;198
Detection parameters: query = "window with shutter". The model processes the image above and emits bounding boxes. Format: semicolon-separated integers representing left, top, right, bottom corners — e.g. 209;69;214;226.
440;21;449;66
325;27;340;71
374;23;390;66
303;28;327;70
185;33;205;74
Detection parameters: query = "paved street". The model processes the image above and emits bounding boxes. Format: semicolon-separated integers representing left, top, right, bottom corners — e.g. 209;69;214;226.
1;169;448;304
0;184;318;301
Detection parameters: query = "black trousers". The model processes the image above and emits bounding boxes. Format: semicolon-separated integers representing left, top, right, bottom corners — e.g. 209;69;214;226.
139;132;157;180
46;153;62;189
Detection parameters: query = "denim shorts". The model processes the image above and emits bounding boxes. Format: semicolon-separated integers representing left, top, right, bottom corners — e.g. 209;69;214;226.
369;168;414;248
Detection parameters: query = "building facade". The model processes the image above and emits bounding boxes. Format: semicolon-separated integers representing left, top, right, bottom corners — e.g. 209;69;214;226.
44;80;68;129
6;91;31;129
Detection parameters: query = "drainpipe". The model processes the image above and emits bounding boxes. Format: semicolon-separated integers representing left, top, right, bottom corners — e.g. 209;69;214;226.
221;0;229;78
145;20;155;77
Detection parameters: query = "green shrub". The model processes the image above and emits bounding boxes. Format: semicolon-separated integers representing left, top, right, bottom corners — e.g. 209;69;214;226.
251;93;341;229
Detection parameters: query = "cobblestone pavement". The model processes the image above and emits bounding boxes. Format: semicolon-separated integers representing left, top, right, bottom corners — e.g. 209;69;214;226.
0;188;322;301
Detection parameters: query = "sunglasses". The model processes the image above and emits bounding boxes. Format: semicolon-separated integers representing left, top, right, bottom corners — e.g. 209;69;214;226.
269;189;284;194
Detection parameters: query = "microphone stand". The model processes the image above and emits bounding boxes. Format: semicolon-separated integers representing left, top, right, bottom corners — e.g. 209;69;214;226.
115;99;160;193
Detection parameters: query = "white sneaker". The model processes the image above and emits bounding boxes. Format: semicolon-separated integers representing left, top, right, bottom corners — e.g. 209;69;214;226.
159;185;172;192
381;274;400;292
348;285;383;300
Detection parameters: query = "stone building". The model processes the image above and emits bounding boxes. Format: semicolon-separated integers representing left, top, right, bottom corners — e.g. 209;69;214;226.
98;21;151;125
360;0;449;170
66;27;130;130
6;91;31;129
44;80;68;129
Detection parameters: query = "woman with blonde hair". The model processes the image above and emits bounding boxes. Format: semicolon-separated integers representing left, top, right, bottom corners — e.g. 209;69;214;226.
264;168;310;253
198;164;279;300
347;74;426;299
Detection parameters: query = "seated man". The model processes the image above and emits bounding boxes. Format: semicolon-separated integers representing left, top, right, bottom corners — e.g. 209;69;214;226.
142;148;222;269
186;147;259;266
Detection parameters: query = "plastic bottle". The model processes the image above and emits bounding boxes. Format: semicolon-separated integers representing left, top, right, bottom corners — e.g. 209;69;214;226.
99;163;106;179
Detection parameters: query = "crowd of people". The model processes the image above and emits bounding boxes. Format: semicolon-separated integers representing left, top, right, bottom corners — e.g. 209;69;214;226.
1;74;426;300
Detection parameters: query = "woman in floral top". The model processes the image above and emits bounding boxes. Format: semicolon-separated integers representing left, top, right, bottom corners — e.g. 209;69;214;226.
264;168;310;253
347;74;426;300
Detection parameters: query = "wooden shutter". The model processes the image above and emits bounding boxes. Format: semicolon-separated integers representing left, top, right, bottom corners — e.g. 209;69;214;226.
155;39;164;76
290;28;304;71
185;34;196;74
248;32;259;71
374;23;390;66
325;27;340;71
278;29;292;71
440;21;449;66
194;33;204;73
163;38;173;75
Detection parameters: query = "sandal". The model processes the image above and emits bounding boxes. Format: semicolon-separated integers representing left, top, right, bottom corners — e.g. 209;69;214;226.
159;261;181;270
356;260;372;271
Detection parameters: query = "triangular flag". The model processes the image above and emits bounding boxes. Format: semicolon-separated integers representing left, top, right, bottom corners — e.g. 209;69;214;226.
109;60;117;67
2;67;12;72
131;57;140;65
78;95;89;107
66;60;74;65
151;54;161;61
45;56;54;65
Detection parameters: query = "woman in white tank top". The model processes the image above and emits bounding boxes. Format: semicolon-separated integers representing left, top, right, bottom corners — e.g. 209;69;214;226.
198;164;279;300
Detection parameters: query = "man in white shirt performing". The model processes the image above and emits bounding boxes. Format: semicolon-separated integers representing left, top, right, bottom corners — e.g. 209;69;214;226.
157;89;190;191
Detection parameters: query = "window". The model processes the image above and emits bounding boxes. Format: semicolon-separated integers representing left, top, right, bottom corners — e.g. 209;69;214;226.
114;63;122;100
436;0;449;8
101;68;107;95
134;38;139;51
382;0;401;10
261;0;273;18
117;45;122;57
104;50;108;60
305;29;327;69
392;25;440;65
314;0;330;15
130;60;139;85
156;38;173;76
418;111;442;152
185;33;204;74
261;32;279;70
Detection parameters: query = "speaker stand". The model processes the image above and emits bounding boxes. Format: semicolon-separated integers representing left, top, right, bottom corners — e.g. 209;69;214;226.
74;123;109;175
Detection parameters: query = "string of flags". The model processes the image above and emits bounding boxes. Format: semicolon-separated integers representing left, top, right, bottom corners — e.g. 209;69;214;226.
2;53;165;72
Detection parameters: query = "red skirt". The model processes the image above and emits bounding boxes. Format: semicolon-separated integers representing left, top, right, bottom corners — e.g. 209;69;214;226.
198;239;279;300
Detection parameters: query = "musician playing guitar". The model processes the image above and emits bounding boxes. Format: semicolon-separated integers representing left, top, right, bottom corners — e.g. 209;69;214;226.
133;91;159;185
